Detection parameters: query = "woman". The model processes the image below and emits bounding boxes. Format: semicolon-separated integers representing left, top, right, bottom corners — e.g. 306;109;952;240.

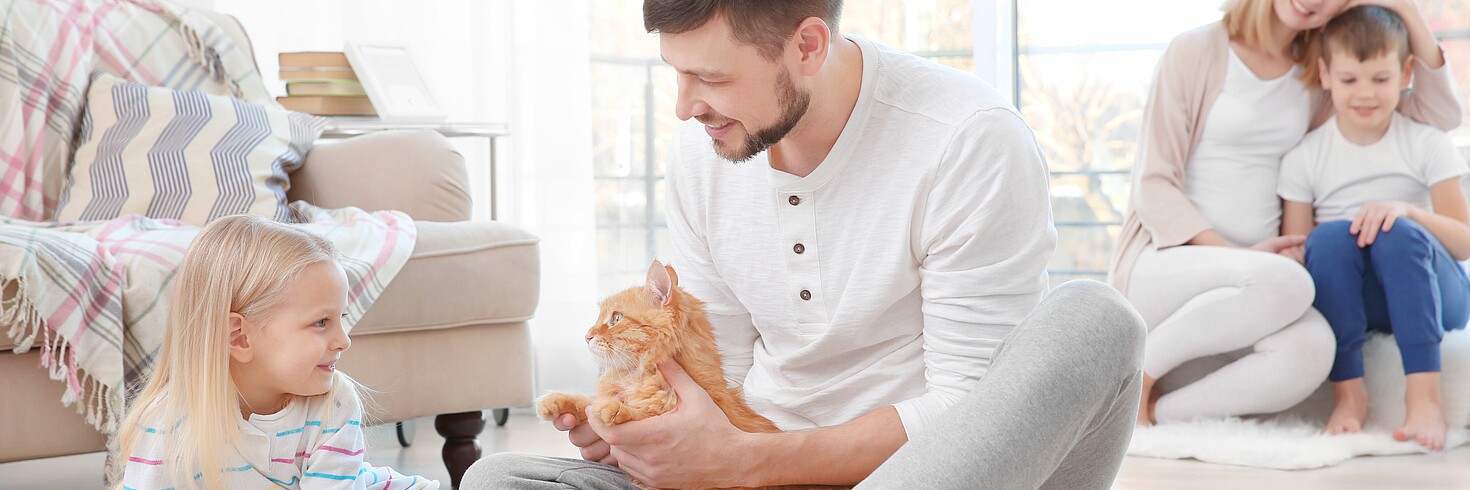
1112;0;1463;425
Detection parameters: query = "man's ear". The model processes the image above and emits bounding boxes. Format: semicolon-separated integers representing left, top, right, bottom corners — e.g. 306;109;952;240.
791;17;832;77
229;313;253;363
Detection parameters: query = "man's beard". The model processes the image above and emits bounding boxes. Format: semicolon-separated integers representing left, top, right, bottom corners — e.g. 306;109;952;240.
712;69;811;163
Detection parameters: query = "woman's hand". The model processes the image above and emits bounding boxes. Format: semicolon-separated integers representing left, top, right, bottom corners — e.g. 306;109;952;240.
1345;0;1444;68
1345;0;1425;22
1351;201;1415;248
1250;235;1307;254
1279;244;1307;265
1346;0;1416;16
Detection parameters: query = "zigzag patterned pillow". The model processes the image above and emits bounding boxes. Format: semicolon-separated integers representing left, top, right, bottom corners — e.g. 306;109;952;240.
57;72;324;225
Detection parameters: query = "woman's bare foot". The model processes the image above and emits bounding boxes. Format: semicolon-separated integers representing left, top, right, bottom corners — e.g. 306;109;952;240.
1137;373;1157;426
1326;378;1369;435
1395;372;1447;452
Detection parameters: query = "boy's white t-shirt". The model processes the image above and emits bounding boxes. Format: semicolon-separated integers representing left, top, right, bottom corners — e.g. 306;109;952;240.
122;386;438;489
1278;112;1469;222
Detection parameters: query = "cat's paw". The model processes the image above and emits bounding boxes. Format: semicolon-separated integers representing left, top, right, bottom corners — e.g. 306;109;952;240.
591;397;634;425
535;392;591;424
653;389;679;414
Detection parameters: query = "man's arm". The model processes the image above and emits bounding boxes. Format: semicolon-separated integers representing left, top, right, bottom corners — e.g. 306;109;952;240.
746;406;906;486
895;108;1054;436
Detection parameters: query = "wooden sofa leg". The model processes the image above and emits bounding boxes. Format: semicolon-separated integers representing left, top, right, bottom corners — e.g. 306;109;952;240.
435;411;486;488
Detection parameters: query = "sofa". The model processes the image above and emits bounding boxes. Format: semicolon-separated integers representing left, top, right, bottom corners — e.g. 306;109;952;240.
0;8;538;489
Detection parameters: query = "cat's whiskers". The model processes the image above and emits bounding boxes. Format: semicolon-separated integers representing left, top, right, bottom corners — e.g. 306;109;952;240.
588;337;639;371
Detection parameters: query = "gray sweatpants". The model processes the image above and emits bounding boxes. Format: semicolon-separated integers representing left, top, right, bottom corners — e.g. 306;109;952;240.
461;280;1146;489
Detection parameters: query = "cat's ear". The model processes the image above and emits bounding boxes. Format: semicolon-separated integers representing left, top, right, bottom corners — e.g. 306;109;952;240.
664;264;679;288
647;260;674;306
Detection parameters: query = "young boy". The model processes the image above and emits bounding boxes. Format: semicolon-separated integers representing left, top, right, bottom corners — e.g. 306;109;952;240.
1277;5;1469;451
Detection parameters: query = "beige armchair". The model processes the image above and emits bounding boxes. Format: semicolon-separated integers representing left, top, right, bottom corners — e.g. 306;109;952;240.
0;11;538;489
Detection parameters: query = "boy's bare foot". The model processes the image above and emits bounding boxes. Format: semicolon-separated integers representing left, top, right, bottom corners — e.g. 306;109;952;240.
1137;373;1157;426
1395;372;1447;452
1326;378;1369;435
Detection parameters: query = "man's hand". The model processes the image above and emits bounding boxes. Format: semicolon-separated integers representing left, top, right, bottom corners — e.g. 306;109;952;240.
554;411;618;466
589;360;758;489
1351;201;1415;248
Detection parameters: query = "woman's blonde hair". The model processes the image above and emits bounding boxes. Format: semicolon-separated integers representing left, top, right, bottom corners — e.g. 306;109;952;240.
1221;0;1325;83
109;215;344;490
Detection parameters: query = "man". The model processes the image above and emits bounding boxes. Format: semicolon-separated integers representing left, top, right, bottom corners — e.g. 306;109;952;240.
463;1;1145;488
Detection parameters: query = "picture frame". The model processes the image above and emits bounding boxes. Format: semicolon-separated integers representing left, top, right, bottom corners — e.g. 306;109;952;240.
343;42;448;122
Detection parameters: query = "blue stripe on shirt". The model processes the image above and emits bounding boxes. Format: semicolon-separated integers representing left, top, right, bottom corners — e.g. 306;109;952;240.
305;472;359;481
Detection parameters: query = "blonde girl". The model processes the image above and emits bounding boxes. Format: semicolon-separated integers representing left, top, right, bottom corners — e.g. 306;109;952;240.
1111;0;1462;426
110;215;436;489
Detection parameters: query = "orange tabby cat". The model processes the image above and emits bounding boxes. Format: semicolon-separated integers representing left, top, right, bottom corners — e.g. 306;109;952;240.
537;260;777;432
536;261;845;490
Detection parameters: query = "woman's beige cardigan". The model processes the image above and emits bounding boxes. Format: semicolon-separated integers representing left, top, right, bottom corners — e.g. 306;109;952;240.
1108;22;1465;295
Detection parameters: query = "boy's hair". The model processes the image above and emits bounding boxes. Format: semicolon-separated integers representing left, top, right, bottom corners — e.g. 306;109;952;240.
108;215;344;490
1320;5;1411;67
644;0;844;60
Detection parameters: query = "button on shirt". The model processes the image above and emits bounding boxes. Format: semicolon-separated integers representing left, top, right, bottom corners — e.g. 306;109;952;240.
665;34;1055;437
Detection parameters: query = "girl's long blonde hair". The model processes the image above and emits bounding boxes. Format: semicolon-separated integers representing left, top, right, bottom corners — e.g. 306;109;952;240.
1221;0;1326;83
109;215;344;490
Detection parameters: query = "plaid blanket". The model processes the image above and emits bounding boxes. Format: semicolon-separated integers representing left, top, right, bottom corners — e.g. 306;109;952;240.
0;0;417;434
0;0;270;221
1;203;416;433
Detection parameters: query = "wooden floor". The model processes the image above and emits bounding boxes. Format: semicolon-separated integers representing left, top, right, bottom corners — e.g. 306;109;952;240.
3;411;1467;489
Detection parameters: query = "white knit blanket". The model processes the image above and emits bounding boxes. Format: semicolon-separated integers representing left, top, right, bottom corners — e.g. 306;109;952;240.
1128;330;1470;470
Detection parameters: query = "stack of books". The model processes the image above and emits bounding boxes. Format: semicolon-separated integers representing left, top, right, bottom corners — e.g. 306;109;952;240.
275;51;376;116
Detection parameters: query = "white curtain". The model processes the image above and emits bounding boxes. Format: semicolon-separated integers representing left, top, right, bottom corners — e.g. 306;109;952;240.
213;0;602;396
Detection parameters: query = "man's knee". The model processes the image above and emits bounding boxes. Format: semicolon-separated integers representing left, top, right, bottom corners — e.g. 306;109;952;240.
460;453;535;489
1040;280;1145;368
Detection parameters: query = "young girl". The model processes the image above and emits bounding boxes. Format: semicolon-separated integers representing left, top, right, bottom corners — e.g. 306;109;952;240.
110;215;438;489
1280;6;1468;451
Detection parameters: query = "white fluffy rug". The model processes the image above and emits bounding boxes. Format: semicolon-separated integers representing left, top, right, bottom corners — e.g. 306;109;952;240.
1128;330;1470;470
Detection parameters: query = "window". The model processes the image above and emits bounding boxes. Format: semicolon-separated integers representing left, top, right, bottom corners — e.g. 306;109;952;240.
1016;1;1221;283
589;0;668;294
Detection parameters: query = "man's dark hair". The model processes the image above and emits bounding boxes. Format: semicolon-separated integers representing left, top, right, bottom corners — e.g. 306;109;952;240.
644;0;844;60
1321;5;1410;66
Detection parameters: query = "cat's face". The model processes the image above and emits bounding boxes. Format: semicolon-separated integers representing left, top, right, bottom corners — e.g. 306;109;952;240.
585;288;673;370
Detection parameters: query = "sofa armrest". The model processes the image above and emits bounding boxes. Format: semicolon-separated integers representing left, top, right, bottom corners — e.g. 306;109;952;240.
288;130;473;222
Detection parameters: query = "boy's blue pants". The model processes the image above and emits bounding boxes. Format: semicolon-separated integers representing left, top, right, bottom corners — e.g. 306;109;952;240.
1305;219;1469;382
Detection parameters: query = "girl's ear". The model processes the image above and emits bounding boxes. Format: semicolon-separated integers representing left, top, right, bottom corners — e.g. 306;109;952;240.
646;260;673;306
229;313;254;363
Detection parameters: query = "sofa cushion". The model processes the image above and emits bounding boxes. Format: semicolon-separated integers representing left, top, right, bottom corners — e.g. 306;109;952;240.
56;73;324;225
289;130;472;222
350;219;541;336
